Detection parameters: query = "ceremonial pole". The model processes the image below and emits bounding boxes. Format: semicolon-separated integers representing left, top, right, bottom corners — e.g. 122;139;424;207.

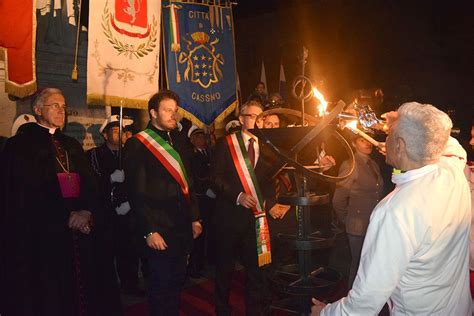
119;99;124;169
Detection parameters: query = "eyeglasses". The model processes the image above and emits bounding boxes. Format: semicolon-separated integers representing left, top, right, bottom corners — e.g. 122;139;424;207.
42;103;67;110
240;114;260;120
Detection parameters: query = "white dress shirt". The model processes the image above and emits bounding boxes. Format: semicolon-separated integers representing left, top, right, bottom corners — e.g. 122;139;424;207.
322;137;472;316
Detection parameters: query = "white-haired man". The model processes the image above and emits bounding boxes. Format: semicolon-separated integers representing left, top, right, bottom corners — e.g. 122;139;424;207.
312;102;471;315
0;88;101;315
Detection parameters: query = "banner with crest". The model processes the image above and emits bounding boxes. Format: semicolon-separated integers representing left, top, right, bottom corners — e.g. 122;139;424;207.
87;0;161;109
162;0;237;127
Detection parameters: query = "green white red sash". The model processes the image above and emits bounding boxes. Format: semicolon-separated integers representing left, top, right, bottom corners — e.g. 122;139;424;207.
136;128;190;204
226;132;272;267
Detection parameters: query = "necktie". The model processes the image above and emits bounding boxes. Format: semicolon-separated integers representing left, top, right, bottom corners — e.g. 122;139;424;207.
248;138;255;168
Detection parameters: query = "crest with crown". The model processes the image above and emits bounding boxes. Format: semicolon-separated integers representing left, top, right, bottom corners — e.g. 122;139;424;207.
178;32;225;88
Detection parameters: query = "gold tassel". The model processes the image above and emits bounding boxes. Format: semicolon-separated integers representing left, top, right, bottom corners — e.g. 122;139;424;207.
71;64;78;81
171;43;181;52
72;0;82;81
176;69;181;83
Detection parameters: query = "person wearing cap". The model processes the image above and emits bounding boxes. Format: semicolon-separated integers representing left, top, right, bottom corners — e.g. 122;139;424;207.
0;88;101;315
87;115;141;302
332;131;384;289
187;126;216;277
225;119;241;134
211;100;277;315
11;114;37;136
123;90;202;316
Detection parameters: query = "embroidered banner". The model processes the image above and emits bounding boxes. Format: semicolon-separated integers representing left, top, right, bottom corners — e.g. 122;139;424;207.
162;0;237;127
87;0;161;109
0;0;37;98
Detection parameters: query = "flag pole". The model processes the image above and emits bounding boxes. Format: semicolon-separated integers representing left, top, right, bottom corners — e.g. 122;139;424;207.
71;0;82;81
119;99;124;169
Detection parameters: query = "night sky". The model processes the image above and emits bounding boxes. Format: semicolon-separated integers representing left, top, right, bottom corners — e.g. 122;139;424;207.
232;0;474;138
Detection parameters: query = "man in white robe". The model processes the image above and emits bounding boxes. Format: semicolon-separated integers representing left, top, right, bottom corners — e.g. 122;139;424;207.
312;102;472;316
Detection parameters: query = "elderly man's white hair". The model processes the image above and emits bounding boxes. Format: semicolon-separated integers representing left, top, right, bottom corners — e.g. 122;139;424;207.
33;88;64;107
397;102;452;164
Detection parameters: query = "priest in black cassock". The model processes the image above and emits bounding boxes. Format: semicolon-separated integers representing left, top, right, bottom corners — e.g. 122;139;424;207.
0;88;100;316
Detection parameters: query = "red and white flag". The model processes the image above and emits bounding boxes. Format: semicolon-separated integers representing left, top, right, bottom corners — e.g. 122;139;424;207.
0;0;37;98
87;0;161;109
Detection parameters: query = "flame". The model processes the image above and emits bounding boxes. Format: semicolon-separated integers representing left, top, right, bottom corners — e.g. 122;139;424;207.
313;87;327;116
346;120;358;130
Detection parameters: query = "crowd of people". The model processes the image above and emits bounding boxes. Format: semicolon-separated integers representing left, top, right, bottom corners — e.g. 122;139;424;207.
0;85;473;316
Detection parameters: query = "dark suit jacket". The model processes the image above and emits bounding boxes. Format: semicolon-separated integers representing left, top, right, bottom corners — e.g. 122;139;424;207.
124;123;199;257
191;147;211;196
211;132;276;232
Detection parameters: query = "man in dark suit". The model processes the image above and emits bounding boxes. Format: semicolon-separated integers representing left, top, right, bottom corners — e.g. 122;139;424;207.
211;100;275;316
124;90;202;316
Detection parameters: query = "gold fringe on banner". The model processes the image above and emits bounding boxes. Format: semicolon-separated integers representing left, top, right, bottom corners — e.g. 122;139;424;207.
0;49;37;98
178;102;237;136
258;252;272;267
162;0;237;136
87;94;149;109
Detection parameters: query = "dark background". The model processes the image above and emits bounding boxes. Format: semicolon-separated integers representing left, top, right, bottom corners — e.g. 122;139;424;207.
232;0;474;140
32;0;474;142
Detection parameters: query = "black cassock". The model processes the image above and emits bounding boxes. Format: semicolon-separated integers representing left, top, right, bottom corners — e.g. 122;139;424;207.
0;123;102;316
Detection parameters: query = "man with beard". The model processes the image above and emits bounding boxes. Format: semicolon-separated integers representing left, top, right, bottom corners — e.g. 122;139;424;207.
124;90;202;315
0;88;100;316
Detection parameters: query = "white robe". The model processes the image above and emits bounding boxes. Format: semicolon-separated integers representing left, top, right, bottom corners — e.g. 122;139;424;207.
322;137;472;316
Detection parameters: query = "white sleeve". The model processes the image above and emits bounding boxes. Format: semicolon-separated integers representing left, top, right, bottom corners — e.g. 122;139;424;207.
321;204;415;316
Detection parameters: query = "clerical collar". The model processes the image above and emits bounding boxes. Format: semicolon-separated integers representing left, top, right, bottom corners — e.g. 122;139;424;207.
37;123;58;134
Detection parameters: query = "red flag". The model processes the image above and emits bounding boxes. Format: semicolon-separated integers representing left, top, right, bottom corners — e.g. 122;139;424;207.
0;0;37;98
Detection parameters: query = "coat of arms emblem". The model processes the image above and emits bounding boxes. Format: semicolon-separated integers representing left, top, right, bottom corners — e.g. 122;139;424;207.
178;32;224;88
101;0;158;59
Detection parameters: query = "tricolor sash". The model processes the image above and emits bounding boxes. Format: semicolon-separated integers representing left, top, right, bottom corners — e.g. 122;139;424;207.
226;133;271;267
135;128;190;204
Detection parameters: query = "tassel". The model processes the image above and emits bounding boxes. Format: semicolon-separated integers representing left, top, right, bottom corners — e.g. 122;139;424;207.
71;64;78;81
176;69;181;83
72;0;82;81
